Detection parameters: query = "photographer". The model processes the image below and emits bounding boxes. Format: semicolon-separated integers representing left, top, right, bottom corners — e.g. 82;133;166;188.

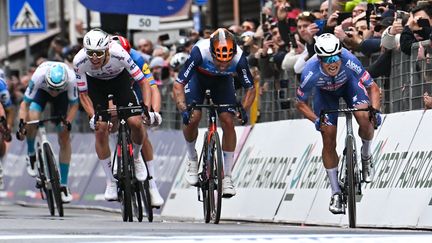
256;24;287;92
400;4;432;55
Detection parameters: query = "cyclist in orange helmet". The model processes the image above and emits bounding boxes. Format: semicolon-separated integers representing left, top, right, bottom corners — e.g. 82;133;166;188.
173;28;256;198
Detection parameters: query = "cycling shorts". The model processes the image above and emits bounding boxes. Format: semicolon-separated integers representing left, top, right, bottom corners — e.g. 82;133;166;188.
29;90;68;122
87;70;141;121
313;78;370;126
185;72;237;113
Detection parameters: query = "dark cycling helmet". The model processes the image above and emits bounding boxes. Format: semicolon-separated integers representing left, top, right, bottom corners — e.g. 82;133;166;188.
314;33;342;57
45;63;68;90
111;35;131;53
209;28;237;62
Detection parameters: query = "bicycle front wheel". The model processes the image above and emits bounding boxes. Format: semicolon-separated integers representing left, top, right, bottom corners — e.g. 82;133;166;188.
207;132;223;224
38;146;55;216
120;133;133;222
140;180;153;222
44;143;64;217
346;136;357;228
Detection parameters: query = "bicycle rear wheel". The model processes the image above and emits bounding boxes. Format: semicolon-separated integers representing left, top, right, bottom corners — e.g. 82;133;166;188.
120;133;133;222
207;132;223;224
44;143;64;217
346;135;357;228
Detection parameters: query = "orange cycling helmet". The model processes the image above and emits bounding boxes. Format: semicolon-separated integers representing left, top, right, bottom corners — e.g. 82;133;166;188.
111;35;131;53
210;28;237;62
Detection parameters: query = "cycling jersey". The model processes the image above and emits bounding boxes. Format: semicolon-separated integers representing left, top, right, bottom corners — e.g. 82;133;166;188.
73;42;145;92
176;39;253;89
298;48;374;126
23;61;78;104
129;48;156;103
297;48;373;102
130;48;156;86
0;78;12;108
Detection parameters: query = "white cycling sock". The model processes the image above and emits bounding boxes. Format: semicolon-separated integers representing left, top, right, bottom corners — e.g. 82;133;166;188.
132;143;142;160
326;167;341;195
361;139;372;159
186;139;198;161
99;157;115;184
223;151;235;177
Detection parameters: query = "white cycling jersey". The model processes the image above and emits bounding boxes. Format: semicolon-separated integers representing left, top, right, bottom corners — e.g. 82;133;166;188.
73;42;145;92
24;61;78;103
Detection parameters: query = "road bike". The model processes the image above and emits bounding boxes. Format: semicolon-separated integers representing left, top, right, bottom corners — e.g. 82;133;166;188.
96;95;149;222
188;90;245;224
320;106;378;228
24;117;66;217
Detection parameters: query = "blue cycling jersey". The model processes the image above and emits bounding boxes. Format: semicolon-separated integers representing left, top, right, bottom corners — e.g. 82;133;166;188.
176;39;253;89
297;48;373;102
0;78;12;108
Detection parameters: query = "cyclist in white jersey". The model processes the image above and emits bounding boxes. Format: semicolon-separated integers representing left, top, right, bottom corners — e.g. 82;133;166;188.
73;28;151;201
16;61;79;203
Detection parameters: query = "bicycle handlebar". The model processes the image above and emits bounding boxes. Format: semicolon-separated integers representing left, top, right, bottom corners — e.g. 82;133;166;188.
187;101;248;125
320;106;380;130
25;116;66;126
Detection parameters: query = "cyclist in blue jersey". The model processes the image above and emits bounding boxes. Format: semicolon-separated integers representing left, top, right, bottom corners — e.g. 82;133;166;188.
111;35;164;206
173;28;256;198
296;33;382;214
0;77;12;189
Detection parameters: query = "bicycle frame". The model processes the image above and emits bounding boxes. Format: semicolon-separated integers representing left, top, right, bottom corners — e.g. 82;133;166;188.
26;117;64;217
320;107;376;228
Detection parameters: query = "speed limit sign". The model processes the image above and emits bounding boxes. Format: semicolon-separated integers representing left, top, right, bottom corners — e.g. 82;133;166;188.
127;14;160;31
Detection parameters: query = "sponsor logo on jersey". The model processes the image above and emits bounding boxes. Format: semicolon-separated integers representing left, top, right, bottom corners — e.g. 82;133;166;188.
345;59;362;75
130;63;137;71
184;61;195;78
111;54;125;61
296;87;304;97
359;71;370;84
301;71;313;88
75;58;88;68
241;68;251;84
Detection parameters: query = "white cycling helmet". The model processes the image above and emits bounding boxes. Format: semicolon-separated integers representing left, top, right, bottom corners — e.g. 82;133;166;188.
45;63;68;90
83;28;110;51
170;52;189;71
314;33;342;57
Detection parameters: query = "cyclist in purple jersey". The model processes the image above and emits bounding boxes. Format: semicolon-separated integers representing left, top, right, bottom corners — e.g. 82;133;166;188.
173;28;256;198
296;33;382;214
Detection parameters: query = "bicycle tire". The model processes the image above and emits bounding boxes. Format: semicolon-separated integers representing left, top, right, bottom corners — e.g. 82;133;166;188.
200;132;211;223
346;135;357;228
207;132;223;224
37;146;55;216
134;182;144;222
120;131;133;222
44;143;64;217
141;180;153;222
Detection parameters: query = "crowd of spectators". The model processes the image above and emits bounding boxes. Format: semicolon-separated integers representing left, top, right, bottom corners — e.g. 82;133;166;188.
1;0;432;130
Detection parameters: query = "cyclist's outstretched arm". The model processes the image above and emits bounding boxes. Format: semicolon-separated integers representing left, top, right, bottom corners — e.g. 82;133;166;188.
150;85;161;112
366;82;381;110
296;100;317;122
139;79;152;109
79;92;95;117
173;82;187;111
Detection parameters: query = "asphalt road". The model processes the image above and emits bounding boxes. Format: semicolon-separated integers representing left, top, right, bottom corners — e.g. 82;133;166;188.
0;203;431;243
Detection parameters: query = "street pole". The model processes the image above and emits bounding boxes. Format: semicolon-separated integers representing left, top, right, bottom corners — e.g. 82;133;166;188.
25;35;31;71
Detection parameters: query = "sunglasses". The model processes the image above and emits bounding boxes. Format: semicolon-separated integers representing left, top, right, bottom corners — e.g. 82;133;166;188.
320;55;341;64
86;49;106;58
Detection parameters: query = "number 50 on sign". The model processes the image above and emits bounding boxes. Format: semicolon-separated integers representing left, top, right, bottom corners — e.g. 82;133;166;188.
128;15;160;31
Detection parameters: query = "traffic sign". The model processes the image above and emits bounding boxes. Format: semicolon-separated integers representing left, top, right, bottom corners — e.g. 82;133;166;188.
127;15;160;31
8;0;47;35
